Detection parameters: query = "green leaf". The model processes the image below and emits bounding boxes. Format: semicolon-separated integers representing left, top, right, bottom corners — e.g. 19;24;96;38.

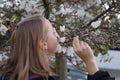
94;49;100;56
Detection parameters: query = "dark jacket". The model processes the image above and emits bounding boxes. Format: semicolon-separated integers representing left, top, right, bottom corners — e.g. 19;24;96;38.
87;71;115;80
0;71;115;80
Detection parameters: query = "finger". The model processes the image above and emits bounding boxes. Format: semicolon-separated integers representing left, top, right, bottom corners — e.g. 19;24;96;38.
73;36;81;51
74;36;81;48
73;37;77;51
80;41;86;49
84;42;90;48
73;37;79;50
75;36;81;48
84;42;93;54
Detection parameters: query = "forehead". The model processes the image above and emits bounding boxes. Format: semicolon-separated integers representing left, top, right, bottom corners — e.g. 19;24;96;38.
45;19;53;30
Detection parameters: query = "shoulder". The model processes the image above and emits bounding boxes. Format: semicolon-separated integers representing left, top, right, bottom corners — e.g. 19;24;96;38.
29;74;59;80
0;74;5;80
87;70;115;80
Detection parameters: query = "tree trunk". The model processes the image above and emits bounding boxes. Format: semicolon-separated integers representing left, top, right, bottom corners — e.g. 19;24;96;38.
55;53;68;80
55;0;68;80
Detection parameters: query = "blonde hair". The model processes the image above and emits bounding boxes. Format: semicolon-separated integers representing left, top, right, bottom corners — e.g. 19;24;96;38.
0;14;54;80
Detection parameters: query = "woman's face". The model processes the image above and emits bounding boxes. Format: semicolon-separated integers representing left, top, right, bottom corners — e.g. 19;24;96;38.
45;19;59;56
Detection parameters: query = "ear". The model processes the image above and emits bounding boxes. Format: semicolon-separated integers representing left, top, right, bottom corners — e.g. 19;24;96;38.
39;40;48;50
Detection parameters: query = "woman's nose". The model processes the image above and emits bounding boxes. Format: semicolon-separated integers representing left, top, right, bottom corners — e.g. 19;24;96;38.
55;32;60;42
57;36;60;42
53;28;60;41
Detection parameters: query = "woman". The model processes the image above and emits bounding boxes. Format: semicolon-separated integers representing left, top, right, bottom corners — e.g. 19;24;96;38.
0;14;115;80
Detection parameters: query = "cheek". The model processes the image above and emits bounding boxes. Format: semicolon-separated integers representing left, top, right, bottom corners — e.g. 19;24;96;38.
48;44;57;54
47;36;58;54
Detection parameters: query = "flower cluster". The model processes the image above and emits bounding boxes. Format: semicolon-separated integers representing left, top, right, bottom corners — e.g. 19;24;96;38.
0;20;8;36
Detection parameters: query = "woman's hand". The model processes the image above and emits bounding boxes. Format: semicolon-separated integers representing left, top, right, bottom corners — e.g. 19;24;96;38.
72;36;99;75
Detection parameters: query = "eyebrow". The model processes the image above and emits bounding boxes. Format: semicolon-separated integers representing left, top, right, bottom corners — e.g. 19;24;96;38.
53;28;56;31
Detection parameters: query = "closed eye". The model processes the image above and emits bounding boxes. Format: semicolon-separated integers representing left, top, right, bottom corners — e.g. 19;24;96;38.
53;28;60;38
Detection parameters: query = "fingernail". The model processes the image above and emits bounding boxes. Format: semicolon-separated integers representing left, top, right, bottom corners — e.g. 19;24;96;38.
76;36;79;38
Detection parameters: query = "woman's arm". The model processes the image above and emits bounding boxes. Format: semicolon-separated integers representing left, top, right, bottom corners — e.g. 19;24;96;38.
72;36;115;80
72;36;99;75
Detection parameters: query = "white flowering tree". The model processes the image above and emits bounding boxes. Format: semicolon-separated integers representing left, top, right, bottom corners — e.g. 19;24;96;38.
0;0;120;80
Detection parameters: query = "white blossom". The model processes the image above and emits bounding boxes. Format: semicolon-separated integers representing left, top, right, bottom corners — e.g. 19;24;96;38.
0;24;8;36
101;0;108;3
52;8;56;14
0;51;8;62
117;14;120;19
87;0;96;6
104;3;109;9
15;0;21;6
0;20;2;23
104;16;110;21
68;76;72;80
55;4;73;15
21;17;25;20
60;25;65;32
119;27;120;30
57;44;62;53
94;29;101;35
0;13;4;17
114;0;117;2
55;4;65;15
65;7;73;13
57;44;67;53
85;12;93;19
59;37;66;43
66;47;75;57
0;4;4;8
77;9;85;17
96;0;102;6
91;20;101;28
111;18;116;23
19;0;39;13
6;18;10;21
62;46;67;53
0;54;2;61
3;0;7;1
5;2;12;7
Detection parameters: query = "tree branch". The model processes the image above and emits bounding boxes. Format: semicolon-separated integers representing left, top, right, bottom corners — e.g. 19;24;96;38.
42;0;50;19
82;6;113;29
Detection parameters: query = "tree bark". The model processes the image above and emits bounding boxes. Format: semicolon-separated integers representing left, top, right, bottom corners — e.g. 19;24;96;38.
55;53;68;80
55;0;68;80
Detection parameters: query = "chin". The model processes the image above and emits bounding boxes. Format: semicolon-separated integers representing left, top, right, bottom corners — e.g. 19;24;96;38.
54;46;58;53
48;50;56;56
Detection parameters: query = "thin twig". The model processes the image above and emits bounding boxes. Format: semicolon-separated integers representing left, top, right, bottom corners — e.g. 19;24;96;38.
82;6;113;29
